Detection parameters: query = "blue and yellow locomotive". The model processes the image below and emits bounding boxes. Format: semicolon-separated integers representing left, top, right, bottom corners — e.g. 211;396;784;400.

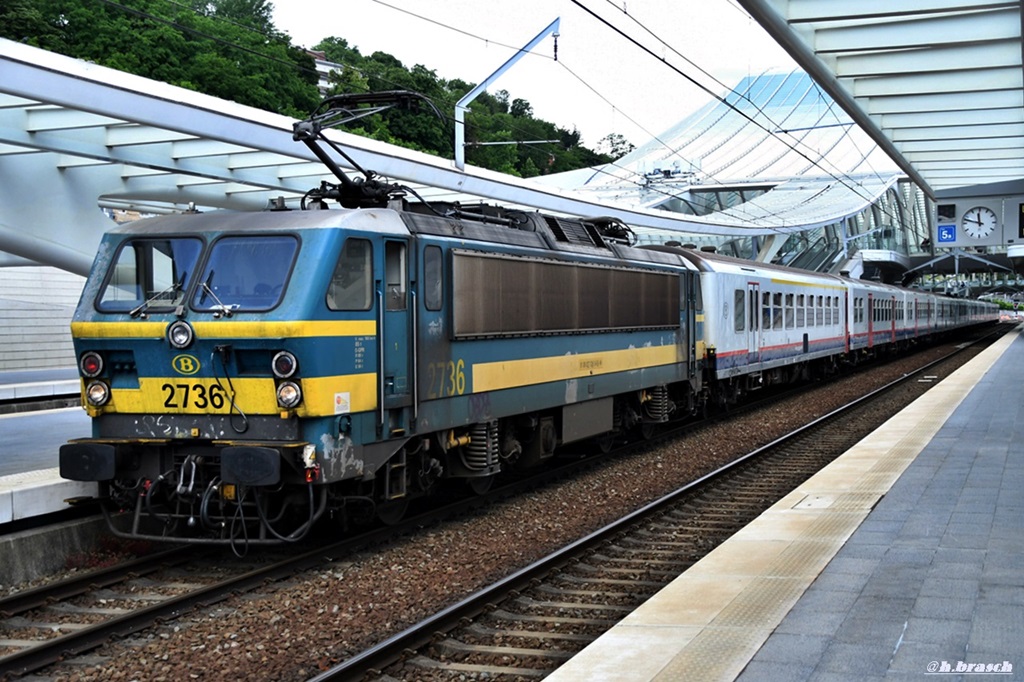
60;202;706;544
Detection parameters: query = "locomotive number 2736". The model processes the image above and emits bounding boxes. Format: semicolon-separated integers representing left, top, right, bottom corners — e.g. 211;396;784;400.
427;359;466;398
161;382;227;410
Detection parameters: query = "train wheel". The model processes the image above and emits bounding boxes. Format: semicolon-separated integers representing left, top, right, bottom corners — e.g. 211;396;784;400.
376;497;409;525
640;423;658;440
595;432;615;454
467;474;495;496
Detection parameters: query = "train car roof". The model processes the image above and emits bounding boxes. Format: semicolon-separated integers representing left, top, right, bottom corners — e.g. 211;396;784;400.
107;207;412;236
642;245;845;286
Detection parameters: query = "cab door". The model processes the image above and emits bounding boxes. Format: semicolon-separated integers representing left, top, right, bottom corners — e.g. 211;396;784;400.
378;238;413;434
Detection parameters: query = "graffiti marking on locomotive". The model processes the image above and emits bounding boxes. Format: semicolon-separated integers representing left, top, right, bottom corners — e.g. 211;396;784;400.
318;432;364;479
468;392;492;422
334;392;351;414
172;354;201;375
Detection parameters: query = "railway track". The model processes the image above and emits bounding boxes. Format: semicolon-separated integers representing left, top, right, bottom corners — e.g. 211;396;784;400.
0;547;287;679
310;329;1002;681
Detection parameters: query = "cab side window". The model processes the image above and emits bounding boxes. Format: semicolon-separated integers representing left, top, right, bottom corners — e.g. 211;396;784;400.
424;245;443;311
327;238;372;311
385;241;407;311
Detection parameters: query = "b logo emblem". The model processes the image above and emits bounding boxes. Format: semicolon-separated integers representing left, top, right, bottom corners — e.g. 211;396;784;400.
172;354;200;375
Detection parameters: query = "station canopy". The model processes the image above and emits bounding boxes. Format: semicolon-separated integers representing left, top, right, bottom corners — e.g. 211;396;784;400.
735;0;1024;196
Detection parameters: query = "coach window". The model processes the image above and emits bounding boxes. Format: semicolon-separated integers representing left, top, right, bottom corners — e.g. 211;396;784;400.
327;238;372;311
734;289;745;332
796;294;805;327
772;292;783;329
784;293;794;329
762;292;771;329
424;245;443;311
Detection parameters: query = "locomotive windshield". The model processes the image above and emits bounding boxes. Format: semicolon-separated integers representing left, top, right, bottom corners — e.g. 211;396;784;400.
191;235;298;312
97;237;203;313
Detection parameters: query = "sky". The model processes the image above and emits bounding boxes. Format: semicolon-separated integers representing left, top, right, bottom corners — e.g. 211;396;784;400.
271;0;798;149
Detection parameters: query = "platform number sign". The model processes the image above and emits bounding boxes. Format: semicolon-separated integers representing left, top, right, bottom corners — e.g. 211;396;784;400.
1019;203;1024;239
936;203;956;243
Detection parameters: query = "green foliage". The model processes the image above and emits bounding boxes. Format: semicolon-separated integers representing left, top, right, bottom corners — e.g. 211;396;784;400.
0;0;618;176
2;0;319;117
598;133;636;158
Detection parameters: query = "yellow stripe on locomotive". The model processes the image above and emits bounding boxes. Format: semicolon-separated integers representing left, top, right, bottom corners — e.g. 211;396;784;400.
472;344;683;393
83;374;378;418
72;319;377;339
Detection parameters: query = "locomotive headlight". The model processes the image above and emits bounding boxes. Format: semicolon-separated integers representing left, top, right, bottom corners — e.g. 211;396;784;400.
80;351;104;378
167;320;194;349
85;380;110;407
276;381;302;408
272;351;298;378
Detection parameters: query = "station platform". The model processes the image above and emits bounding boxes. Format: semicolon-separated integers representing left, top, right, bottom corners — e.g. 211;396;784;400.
0;368;94;526
548;324;1022;682
0;367;79;403
0;468;95;525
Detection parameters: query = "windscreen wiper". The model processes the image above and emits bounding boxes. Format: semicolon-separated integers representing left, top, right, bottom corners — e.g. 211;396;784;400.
129;273;186;319
199;274;235;318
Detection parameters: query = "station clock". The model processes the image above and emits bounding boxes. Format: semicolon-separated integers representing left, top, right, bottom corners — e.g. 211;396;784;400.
961;206;998;239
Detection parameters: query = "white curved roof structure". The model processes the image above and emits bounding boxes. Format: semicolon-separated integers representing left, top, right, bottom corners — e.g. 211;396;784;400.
546;71;903;232
736;0;1024;195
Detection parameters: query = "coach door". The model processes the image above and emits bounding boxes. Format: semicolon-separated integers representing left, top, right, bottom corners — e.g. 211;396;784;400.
867;293;874;348
377;238;413;434
747;282;760;364
890;296;897;343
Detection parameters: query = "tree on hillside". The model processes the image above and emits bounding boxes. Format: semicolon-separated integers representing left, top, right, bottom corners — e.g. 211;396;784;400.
1;0;320;117
598;133;636;159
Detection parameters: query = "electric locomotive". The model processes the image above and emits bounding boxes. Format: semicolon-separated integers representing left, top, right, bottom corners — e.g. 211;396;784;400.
59;201;707;545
